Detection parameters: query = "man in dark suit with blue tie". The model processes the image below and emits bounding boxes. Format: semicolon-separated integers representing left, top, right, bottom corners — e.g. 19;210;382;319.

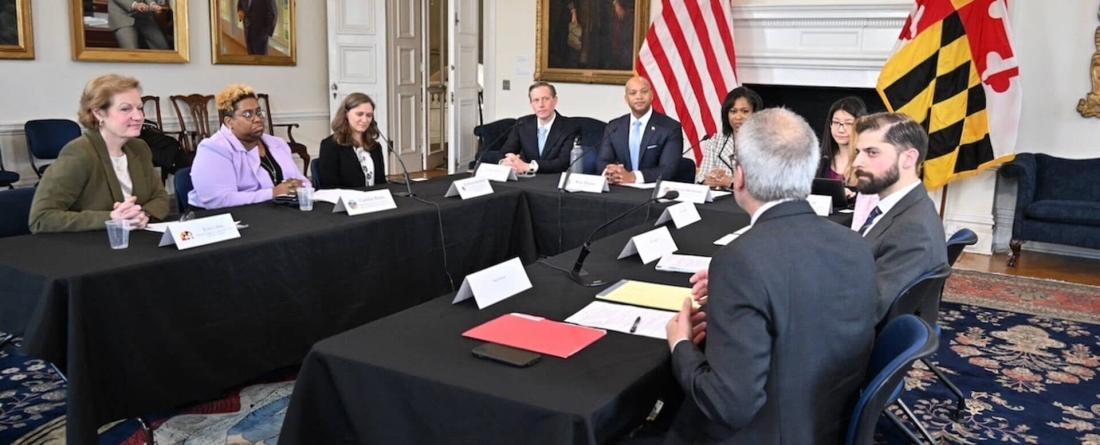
498;81;580;174
664;108;877;444
597;76;684;184
850;112;947;320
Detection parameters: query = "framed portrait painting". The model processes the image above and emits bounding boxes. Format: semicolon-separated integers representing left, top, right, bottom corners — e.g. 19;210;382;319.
535;0;649;85
0;0;33;59
69;0;189;63
210;0;296;66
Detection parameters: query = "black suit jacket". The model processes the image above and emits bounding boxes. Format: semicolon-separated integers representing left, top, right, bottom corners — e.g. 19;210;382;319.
317;135;387;190
498;112;579;174
863;183;948;320
596;110;683;183
237;0;277;36
667;200;877;445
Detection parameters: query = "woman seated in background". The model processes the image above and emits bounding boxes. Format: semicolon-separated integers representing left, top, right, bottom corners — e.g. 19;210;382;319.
29;74;169;233
317;93;387;189
189;83;310;210
816;96;867;205
696;86;762;188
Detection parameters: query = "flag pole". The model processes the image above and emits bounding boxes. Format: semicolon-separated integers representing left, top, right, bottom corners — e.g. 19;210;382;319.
938;183;948;221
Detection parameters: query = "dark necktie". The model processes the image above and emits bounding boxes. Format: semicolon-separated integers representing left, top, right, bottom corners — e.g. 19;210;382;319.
859;206;882;236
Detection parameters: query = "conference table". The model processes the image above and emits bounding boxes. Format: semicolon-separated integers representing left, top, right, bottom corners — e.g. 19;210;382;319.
0;178;538;445
277;206;752;444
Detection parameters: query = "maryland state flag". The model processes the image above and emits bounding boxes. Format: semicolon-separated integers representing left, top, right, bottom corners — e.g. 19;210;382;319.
876;0;1020;190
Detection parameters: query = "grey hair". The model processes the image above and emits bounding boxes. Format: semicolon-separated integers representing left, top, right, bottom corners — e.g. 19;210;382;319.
735;108;820;202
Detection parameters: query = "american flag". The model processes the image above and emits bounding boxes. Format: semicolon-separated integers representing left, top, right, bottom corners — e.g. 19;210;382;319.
635;0;739;163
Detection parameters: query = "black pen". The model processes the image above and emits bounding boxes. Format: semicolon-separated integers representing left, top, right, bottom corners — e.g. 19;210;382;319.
629;316;641;333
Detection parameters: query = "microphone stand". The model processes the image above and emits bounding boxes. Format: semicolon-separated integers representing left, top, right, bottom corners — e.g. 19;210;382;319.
377;127;416;198
569;190;680;287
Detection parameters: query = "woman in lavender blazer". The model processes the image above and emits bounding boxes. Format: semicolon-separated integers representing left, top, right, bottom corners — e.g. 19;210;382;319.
188;84;310;210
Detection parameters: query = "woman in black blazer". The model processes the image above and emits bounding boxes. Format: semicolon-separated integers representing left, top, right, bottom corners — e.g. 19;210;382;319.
317;93;388;189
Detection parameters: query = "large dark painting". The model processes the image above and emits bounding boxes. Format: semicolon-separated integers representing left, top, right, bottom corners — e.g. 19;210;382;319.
536;0;649;85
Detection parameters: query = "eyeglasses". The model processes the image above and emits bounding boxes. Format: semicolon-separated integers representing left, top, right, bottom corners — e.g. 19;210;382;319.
237;109;267;121
830;121;854;130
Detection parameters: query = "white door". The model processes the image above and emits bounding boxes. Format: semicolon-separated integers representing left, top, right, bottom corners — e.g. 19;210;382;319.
388;0;427;174
447;0;480;173
327;0;388;170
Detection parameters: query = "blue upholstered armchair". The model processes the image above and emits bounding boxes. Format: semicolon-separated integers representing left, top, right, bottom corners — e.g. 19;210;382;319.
470;118;517;169
999;153;1100;266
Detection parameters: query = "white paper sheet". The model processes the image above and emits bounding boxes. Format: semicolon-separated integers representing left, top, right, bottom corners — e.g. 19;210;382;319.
655;254;711;274
565;301;675;340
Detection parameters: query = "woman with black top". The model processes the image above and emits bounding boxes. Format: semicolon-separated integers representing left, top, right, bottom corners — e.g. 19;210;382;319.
317;93;388;189
816;97;867;204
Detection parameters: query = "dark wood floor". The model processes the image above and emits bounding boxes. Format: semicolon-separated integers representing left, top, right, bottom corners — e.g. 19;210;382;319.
955;250;1100;287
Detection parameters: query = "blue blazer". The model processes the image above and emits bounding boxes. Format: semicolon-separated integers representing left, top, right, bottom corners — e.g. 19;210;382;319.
498;112;580;174
596;110;683;183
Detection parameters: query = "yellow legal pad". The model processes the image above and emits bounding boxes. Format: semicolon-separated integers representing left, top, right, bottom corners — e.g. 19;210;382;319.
596;279;698;311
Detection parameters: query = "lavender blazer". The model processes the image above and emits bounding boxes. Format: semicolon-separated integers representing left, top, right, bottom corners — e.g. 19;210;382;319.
188;126;310;210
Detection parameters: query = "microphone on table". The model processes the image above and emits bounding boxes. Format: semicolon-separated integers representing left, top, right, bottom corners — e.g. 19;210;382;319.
376;122;416;198
470;120;524;176
568;189;680;287
649;133;712;199
560;126;618;193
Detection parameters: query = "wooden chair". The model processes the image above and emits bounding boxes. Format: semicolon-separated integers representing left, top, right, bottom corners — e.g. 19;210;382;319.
257;93;310;173
169;94;217;153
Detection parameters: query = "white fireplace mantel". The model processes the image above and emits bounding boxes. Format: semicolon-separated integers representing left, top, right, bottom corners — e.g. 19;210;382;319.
732;0;913;88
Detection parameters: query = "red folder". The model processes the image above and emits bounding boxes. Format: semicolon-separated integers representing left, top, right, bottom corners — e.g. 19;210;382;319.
463;313;607;359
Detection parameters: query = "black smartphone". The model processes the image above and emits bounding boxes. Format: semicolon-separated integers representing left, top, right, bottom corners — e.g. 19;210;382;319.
472;343;541;368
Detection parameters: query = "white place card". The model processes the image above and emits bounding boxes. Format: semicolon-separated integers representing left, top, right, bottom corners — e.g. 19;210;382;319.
655;181;715;204
655;201;701;229
445;177;495;199
158;214;241;250
713;225;752;246
333;190;398;216
475;163;518;182
807;194;833;216
558;172;609;193
452;257;532;309
618;226;679;264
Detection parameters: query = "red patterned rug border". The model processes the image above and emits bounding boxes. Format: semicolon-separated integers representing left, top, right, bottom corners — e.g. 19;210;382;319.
943;269;1100;325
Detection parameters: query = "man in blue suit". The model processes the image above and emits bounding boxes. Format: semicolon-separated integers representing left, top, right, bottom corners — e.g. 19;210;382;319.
498;81;580;174
597;76;684;184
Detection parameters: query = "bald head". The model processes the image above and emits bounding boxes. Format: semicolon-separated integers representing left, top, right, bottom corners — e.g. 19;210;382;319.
624;76;654;118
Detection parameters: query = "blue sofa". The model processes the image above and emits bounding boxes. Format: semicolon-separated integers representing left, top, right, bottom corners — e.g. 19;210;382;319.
999;153;1100;266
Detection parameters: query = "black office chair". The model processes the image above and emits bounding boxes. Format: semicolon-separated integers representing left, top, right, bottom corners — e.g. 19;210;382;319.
24;119;81;178
572;117;608;174
947;228;978;266
174;167;193;214
471;118;518;168
881;265;967;421
310;158;322;189
0;187;35;238
0;143;18;189
846;314;940;445
673;158;696;183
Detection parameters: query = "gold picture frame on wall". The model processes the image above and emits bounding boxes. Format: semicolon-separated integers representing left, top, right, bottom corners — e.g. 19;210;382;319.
69;0;189;63
210;0;296;66
535;0;649;85
0;0;34;60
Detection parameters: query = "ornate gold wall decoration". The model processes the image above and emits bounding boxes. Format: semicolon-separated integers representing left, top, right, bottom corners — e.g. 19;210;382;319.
1077;6;1100;117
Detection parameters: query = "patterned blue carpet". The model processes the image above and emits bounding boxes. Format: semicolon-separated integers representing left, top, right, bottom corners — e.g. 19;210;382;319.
1;274;1098;444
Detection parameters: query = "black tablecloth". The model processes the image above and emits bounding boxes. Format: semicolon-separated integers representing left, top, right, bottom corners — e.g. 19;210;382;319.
278;208;751;445
0;179;536;445
494;174;744;256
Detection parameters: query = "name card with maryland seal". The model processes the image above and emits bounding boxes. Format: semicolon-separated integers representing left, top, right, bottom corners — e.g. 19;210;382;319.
158;214;240;250
475;163;518;182
453;257;532;309
445;177;495;199
654;181;715;204
558;172;609;193
333;190;398;216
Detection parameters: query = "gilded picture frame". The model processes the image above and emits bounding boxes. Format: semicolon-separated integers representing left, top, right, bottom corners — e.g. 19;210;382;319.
210;0;296;66
535;0;649;85
69;0;189;63
0;0;34;60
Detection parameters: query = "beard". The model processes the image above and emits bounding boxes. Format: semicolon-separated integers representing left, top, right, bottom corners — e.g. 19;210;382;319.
855;162;900;195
